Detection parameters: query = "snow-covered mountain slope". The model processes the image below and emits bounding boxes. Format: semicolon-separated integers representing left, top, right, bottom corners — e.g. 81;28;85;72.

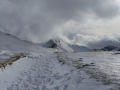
40;38;90;52
69;44;90;52
0;32;54;53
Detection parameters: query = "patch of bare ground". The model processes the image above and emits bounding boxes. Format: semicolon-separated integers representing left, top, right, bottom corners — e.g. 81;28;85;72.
0;53;28;70
54;51;60;53
114;52;120;54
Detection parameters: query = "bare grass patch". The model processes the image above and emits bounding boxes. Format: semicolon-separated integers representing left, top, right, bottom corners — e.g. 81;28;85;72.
0;53;28;70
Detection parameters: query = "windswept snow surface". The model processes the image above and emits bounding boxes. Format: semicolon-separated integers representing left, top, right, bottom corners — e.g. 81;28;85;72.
0;51;112;90
58;52;120;89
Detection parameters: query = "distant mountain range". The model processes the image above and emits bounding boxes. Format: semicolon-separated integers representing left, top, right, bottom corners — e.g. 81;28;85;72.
0;31;90;53
39;38;120;52
93;45;120;51
0;31;120;52
39;38;91;52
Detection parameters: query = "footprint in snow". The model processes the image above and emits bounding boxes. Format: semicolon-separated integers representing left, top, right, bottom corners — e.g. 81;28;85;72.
54;74;63;80
63;85;68;90
64;73;69;76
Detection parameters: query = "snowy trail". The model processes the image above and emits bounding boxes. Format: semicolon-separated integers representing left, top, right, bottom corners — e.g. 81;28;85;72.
7;53;73;90
0;52;112;90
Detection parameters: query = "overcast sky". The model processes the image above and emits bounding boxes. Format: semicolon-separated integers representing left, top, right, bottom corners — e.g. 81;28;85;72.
0;0;120;48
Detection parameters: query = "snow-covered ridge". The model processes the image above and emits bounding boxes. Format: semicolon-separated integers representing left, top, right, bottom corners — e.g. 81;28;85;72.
40;38;90;52
0;31;54;53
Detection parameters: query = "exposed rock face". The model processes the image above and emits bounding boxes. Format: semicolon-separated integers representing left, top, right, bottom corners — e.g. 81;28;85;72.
93;45;120;51
101;46;118;51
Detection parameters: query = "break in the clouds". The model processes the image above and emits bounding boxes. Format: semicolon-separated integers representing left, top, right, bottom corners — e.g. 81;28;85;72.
0;0;120;48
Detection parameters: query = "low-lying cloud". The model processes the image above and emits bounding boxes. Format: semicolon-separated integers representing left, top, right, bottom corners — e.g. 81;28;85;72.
0;0;120;48
71;33;120;49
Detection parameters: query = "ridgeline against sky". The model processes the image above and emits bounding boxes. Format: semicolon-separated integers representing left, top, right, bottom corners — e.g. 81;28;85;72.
0;0;120;48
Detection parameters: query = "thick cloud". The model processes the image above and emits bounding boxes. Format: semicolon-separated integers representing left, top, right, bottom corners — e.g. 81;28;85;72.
71;33;120;49
44;0;118;19
0;0;119;46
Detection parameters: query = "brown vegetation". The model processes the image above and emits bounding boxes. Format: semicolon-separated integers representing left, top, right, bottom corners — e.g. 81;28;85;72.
0;53;28;70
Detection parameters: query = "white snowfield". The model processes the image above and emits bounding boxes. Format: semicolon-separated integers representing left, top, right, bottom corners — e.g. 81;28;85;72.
0;32;119;90
0;51;114;90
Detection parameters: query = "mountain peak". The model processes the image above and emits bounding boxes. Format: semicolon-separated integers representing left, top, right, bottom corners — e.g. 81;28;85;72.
42;38;90;52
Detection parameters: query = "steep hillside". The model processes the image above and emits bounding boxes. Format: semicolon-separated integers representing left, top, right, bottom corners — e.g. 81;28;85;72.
41;38;90;52
0;32;54;53
69;44;91;52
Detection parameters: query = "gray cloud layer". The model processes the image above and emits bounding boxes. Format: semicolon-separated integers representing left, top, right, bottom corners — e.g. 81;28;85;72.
0;0;119;48
71;33;120;49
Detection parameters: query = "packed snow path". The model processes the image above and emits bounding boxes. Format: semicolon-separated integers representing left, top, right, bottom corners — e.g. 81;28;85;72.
0;52;112;90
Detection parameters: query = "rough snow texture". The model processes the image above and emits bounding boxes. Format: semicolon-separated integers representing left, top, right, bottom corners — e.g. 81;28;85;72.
42;38;90;52
58;52;120;89
0;51;112;90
